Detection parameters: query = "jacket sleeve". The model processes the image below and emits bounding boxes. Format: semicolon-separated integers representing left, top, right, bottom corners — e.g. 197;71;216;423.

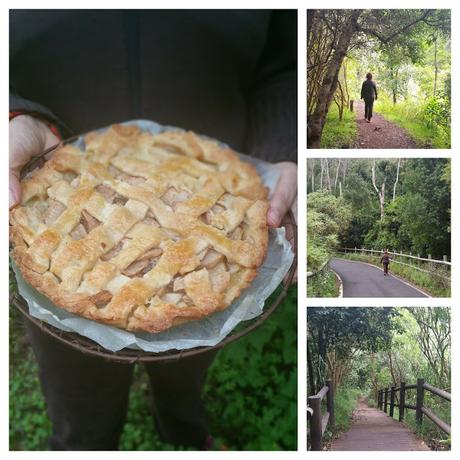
244;10;297;163
360;82;364;99
10;88;70;137
374;82;378;99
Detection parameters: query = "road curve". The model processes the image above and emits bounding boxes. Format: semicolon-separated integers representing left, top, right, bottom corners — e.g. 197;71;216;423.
330;258;428;298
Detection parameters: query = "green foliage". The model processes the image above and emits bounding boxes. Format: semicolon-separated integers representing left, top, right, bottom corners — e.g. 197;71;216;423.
307;191;352;273
320;105;357;148
328;388;360;433
205;287;297;450
377;95;451;148
307;267;339;298
308;307;399;360
10;286;297;451
308;158;451;263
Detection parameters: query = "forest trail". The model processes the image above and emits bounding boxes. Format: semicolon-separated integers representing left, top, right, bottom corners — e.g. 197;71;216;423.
329;398;430;451
330;258;428;298
354;101;418;149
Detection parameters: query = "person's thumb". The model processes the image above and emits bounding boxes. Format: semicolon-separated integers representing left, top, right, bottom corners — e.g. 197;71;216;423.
268;163;297;228
9;169;21;209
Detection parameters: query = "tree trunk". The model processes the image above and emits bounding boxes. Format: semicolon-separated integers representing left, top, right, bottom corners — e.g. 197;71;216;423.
307;10;362;148
334;159;341;191
433;33;438;96
372;159;386;219
307;10;317;48
393;158;401;201
307;340;317;395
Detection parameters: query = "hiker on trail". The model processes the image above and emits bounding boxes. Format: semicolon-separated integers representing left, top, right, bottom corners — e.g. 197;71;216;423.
361;72;378;123
380;249;390;276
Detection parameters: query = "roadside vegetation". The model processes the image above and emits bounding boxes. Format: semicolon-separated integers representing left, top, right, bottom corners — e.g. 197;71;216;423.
307;191;351;297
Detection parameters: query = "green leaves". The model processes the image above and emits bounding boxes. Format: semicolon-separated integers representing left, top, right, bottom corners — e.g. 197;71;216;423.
205;287;297;450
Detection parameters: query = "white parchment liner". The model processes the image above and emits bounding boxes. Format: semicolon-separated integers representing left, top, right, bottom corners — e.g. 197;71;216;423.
12;120;294;352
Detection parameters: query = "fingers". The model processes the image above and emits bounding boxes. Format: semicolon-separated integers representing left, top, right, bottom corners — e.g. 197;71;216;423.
268;162;297;228
9;115;60;209
9;169;21;209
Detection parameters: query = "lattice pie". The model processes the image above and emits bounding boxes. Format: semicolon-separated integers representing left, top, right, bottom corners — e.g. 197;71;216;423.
10;125;269;333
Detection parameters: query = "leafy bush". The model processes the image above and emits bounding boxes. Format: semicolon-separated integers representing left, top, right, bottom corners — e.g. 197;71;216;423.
377;95;451;148
307;191;352;276
307;267;339;298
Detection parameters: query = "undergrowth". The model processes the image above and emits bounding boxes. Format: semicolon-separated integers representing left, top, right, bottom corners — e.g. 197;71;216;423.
320;105;357;149
307;267;339;298
377;97;451;149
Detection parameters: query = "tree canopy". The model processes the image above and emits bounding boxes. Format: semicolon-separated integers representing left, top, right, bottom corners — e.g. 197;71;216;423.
307;158;451;259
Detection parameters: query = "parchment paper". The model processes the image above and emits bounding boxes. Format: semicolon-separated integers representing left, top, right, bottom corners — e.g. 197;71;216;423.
12;120;294;352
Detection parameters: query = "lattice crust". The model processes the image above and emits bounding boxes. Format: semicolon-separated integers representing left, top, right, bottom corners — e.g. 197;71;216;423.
10;125;269;333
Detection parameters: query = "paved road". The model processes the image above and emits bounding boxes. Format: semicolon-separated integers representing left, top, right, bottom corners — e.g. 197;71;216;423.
330;398;429;451
330;258;428;298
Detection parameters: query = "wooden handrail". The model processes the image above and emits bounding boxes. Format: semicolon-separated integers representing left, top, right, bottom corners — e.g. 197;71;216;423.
378;378;451;436
423;382;451;402
307;380;335;450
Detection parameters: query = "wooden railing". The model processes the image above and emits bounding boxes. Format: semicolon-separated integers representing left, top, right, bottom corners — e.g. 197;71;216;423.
307;380;335;450
378;378;451;435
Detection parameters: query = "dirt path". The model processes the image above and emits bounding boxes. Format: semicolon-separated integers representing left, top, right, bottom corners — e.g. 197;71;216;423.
354;100;418;149
330;398;429;451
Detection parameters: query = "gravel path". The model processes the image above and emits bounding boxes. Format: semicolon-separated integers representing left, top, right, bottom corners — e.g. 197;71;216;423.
330;258;428;298
354;100;418;149
330;398;430;451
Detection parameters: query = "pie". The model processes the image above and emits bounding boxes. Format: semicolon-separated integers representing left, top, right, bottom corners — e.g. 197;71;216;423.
10;124;269;333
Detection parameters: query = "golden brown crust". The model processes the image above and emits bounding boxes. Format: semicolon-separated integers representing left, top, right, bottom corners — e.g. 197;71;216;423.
10;125;268;333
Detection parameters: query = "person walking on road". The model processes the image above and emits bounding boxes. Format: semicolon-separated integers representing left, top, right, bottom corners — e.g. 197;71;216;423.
361;72;378;123
380;249;390;276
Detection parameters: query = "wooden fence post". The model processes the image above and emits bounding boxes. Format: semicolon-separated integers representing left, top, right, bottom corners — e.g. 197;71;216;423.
416;378;425;426
399;382;406;422
326;380;335;427
389;386;396;417
384;387;388;413
308;395;322;451
350;100;354;112
377;390;381;409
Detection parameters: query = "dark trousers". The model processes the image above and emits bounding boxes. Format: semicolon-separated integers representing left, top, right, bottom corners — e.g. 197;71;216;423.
383;263;389;275
364;98;374;120
23;317;217;450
